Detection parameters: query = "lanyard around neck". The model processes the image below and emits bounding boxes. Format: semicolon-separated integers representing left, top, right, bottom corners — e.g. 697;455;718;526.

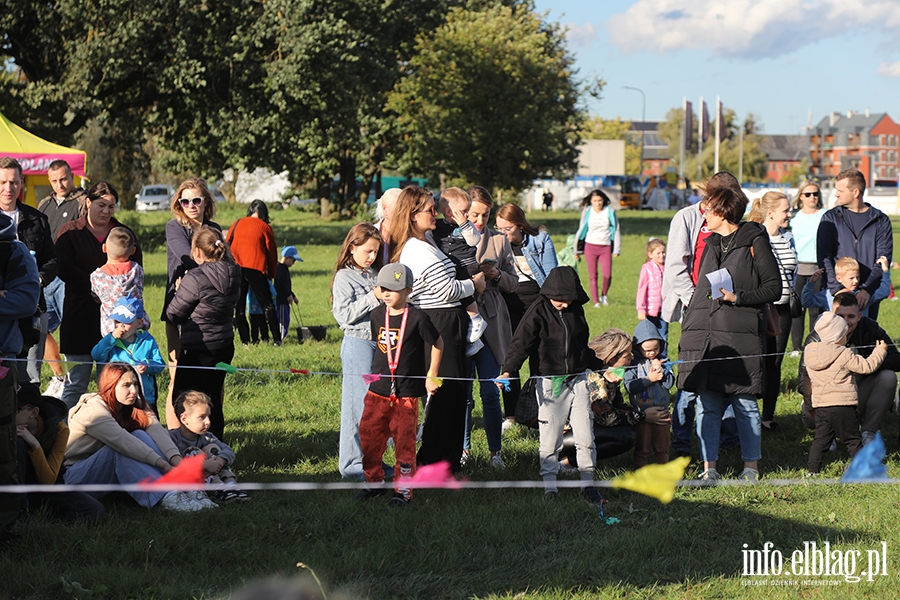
384;306;409;396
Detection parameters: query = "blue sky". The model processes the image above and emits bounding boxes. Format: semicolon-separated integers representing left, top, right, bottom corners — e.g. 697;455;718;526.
535;0;900;134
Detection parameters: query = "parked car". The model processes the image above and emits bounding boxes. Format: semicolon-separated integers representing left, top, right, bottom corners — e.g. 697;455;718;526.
135;184;174;212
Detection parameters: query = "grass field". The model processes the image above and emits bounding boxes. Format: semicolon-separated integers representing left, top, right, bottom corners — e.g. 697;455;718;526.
3;205;900;599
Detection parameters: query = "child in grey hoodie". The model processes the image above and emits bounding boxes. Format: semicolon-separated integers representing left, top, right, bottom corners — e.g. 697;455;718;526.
624;320;674;468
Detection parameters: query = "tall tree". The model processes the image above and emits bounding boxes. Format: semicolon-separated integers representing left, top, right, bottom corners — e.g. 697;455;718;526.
386;4;585;192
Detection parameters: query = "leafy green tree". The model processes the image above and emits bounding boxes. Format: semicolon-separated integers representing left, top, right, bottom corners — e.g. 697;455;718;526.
386;4;585;193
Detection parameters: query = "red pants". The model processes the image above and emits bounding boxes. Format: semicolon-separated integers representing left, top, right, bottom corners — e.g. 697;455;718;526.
633;421;669;468
584;242;612;303
359;391;418;499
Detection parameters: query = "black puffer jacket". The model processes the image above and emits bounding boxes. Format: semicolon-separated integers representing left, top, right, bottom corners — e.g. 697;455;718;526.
16;201;57;306
166;259;241;350
677;221;781;396
503;266;590;377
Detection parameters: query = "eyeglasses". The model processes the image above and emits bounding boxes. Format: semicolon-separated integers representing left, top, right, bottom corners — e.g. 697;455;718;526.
496;226;517;234
416;207;438;215
802;191;820;198
180;197;203;207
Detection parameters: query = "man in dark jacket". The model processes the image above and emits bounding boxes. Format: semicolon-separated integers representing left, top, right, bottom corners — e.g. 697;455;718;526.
0;157;57;385
817;168;892;318
798;292;899;445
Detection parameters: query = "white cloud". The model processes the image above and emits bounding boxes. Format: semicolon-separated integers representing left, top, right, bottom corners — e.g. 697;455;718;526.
604;0;900;59
877;60;900;78
564;22;597;49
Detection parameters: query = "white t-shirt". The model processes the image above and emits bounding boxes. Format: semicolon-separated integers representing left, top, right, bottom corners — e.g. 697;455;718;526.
585;207;612;246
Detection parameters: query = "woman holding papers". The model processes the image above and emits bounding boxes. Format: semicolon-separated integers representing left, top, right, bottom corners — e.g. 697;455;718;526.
677;185;781;484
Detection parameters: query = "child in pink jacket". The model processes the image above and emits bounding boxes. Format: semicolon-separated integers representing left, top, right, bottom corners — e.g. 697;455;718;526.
636;238;667;341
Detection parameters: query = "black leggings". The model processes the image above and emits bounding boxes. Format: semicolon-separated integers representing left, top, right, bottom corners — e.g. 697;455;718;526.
762;302;792;422
234;267;281;344
172;343;235;441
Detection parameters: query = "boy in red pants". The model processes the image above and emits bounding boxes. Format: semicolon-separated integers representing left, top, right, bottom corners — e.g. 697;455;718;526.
356;263;443;507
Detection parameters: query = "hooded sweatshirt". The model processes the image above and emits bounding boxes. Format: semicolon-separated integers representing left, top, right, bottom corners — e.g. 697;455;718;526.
0;213;40;355
502;266;590;377
624;320;674;410
805;312;887;408
166;259;242;350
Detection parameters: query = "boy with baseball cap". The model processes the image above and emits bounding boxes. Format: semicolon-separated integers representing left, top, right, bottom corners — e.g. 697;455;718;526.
275;246;302;340
356;263;443;507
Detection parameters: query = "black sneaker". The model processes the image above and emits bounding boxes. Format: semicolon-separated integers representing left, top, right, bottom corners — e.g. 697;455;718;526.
215;487;250;503
387;493;409;508
354;488;388;502
581;486;606;505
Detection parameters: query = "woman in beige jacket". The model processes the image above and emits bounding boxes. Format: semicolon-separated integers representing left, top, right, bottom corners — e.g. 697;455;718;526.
461;187;518;468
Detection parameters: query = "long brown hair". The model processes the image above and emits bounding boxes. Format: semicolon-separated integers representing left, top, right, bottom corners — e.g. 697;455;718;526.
171;177;217;225
96;363;151;431
387;186;436;262
331;222;383;295
495;203;539;237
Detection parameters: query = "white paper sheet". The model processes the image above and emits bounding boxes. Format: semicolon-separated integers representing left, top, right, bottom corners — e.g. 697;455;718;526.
705;268;733;299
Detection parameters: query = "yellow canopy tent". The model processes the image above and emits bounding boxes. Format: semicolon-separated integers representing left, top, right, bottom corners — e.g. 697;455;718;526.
0;110;87;207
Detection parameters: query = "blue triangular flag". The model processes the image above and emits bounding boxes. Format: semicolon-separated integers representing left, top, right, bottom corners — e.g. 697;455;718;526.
842;432;887;482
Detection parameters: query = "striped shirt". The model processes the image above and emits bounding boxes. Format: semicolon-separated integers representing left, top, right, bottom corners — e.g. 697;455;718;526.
769;230;797;305
400;237;475;310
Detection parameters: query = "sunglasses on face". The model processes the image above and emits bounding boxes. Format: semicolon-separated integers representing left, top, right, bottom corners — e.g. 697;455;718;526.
179;197;203;207
802;191;820;198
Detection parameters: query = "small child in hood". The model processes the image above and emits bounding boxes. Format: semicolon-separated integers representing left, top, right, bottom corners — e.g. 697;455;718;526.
805;311;887;474
624;320;674;468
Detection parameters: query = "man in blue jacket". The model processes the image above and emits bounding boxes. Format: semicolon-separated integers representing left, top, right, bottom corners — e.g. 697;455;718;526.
817;168;892;319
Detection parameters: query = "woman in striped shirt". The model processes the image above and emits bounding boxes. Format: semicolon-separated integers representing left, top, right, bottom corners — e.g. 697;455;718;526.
747;191;797;431
389;186;485;472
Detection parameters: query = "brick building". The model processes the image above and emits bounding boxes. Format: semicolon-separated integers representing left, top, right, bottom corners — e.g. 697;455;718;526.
808;111;900;180
759;135;807;183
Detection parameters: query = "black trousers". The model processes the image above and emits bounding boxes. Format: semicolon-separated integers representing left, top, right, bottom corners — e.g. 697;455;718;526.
500;283;541;418
791;268;822;351
235;267;281;344
762;302;792;422
808;405;861;473
0;362;18;538
172;343;235;441
416;307;468;473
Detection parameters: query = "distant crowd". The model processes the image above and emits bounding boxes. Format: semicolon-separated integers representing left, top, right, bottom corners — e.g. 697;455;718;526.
0;158;894;540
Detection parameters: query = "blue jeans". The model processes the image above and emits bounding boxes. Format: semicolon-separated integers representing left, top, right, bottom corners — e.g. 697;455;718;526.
339;336;376;479
464;343;503;453
63;430;168;508
672;389;740;456
60;354;95;411
695;385;761;463
44;277;65;333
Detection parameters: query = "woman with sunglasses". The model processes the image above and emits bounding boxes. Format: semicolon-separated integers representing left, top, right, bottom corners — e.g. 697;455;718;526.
789;181;825;352
162;178;221;427
389;186;485;472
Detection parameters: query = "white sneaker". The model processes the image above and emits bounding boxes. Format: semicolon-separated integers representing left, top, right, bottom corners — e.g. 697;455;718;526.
501;418;516;435
160;491;204;512
600;296;609;306
460;451;473;468
489;453;506;469
467;313;487;343
190;490;219;509
465;338;484;357
43;376;65;399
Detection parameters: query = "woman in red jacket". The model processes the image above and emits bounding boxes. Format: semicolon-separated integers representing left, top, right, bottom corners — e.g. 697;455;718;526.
226;200;280;345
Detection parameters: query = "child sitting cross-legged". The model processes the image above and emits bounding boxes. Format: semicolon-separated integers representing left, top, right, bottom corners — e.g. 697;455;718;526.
169;390;250;502
91;296;165;416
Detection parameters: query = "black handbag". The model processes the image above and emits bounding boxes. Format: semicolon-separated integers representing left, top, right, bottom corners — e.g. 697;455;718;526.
514;377;539;428
788;288;803;319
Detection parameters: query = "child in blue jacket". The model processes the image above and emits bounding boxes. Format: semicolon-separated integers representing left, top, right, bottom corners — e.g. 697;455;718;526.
624;319;674;468
91;296;165;413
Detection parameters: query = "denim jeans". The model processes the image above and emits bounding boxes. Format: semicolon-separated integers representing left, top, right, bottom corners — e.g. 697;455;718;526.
44;277;65;333
695;385;761;463
63;430;168;508
339;335;376;479
464;343;503;453
60;354;95;411
672;389;740;455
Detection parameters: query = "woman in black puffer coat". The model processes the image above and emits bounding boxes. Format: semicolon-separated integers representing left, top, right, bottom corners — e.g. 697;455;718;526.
678;186;781;484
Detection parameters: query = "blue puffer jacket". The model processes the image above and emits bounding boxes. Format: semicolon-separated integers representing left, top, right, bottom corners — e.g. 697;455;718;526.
0;214;40;356
817;203;893;295
521;230;558;287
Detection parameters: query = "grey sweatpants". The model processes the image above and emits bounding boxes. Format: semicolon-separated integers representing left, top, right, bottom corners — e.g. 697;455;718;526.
537;373;595;492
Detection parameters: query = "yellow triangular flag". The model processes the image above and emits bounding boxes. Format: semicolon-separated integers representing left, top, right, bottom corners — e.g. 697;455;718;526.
611;456;690;504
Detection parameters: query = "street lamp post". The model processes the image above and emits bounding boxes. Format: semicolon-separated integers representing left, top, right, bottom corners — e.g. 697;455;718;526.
623;86;646;176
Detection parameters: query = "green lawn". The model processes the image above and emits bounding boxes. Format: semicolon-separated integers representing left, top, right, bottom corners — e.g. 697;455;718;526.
3;206;900;599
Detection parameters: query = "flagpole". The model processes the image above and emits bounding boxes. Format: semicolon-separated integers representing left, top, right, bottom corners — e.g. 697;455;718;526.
698;95;703;182
714;95;720;173
738;126;744;183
